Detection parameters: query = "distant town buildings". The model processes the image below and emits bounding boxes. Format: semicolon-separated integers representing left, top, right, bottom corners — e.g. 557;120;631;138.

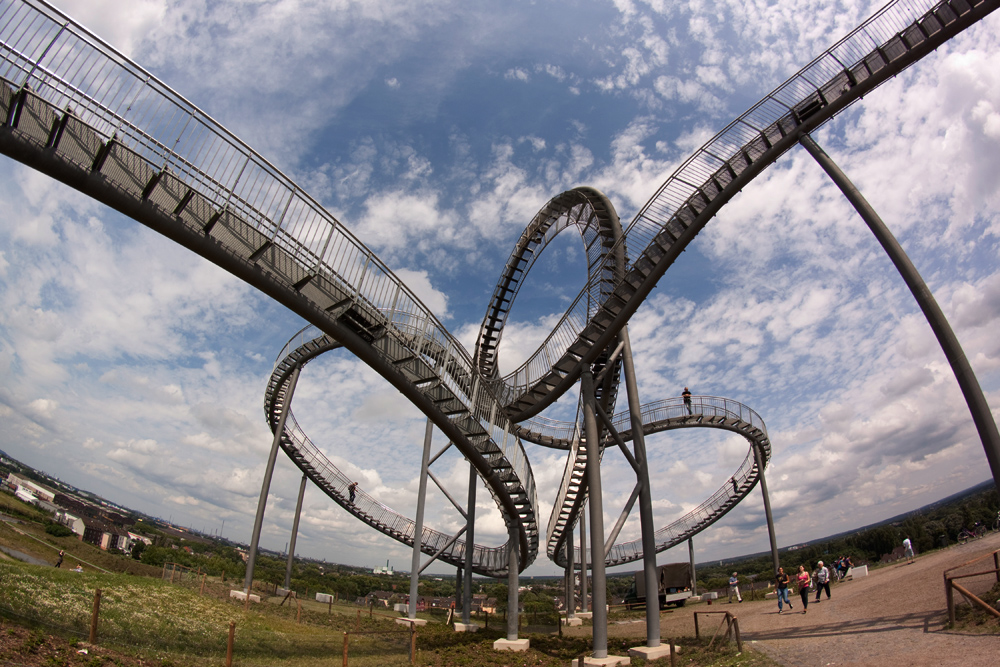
4;471;151;554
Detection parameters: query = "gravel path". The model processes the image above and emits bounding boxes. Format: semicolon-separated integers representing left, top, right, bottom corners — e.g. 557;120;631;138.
600;531;1000;665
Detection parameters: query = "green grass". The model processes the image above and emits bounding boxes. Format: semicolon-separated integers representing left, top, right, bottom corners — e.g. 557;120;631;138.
0;558;780;666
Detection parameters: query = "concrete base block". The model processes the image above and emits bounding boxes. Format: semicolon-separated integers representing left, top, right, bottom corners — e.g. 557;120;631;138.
229;590;260;603
493;638;530;652
571;656;630;666
395;618;428;627
454;622;479;632
562;617;583;626
575;611;594;619
627;645;679;661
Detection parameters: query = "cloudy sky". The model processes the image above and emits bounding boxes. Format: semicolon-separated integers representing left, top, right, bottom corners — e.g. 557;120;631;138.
1;0;999;577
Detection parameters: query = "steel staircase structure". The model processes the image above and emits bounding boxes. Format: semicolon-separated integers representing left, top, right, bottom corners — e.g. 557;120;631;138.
0;0;538;574
1;0;997;579
546;395;771;568
264;326;520;576
486;0;1000;424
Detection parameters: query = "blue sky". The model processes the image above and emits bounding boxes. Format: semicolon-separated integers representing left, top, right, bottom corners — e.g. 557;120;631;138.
1;0;999;577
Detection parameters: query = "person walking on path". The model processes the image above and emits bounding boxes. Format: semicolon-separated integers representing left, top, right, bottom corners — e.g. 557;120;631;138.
903;536;915;564
347;481;358;504
776;567;792;613
682;387;693;415
814;560;831;601
796;565;811;614
728;571;743;603
54;550;63;568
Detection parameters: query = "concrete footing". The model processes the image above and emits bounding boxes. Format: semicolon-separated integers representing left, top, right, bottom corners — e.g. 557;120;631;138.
395;618;428;627
562;617;583;626
575;611;594;619
454;622;479;632
229;590;260;603
571;656;630;666
493;638;530;651
627;644;679;661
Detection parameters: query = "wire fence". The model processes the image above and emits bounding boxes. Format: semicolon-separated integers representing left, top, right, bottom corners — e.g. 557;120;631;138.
0;579;419;666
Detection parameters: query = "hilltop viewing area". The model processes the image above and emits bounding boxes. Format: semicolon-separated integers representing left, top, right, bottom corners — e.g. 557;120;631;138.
2;0;1000;665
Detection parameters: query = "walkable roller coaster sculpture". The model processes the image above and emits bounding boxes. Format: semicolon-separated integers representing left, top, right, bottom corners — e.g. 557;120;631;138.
2;0;999;660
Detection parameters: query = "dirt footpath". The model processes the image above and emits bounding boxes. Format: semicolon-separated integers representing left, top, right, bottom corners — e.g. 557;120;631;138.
618;532;1000;666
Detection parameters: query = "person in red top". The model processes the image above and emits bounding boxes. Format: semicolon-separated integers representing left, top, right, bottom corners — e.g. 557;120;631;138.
796;565;811;614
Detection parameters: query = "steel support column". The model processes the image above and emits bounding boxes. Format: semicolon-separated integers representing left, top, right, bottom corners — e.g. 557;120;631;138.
507;520;520;641
245;365;301;594
751;443;780;576
566;535;576;618
580;507;588;612
409;418;434;619
688;538;697;596
620;326;660;647
800;133;1000;496
462;460;477;625
581;367;608;658
284;473;308;590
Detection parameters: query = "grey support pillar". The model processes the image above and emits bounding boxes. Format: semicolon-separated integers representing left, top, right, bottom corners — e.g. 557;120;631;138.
566;535;576;617
462;460;477;625
620;326;660;647
245;365;301;594
580;509;588;612
507;521;520;640
800;133;1000;496
581;367;609;659
284;473;308;590
752;443;781;576
408;418;434;619
688;538;697;596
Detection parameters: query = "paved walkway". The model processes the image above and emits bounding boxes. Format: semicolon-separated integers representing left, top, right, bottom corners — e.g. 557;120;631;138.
601;531;1000;665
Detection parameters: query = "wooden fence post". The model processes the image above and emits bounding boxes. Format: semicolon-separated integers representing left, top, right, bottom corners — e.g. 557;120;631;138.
669;641;676;667
409;622;416;665
945;573;955;625
994;551;999;583
355;609;361;631
200;573;207;595
225;621;235;667
296;598;302;624
342;632;349;667
89;589;101;644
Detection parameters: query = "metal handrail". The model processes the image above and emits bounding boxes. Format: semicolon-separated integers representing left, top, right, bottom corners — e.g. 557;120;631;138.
547;396;771;567
489;0;986;414
0;0;538;569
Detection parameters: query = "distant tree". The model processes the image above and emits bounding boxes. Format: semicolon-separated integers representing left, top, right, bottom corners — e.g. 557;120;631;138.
44;522;73;537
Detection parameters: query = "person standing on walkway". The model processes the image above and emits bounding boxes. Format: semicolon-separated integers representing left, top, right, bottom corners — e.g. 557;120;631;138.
347;481;358;504
728;571;742;603
682;387;693;415
796;565;811;614
814;560;831;601
903;536;914;564
54;550;64;568
775;567;792;613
